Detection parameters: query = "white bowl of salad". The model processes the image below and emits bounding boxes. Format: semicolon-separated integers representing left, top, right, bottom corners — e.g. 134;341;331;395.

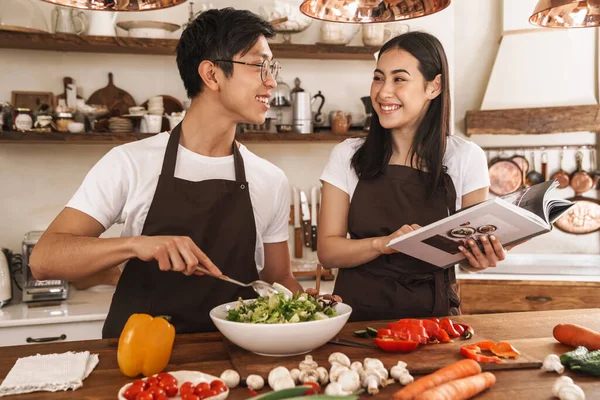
209;292;352;356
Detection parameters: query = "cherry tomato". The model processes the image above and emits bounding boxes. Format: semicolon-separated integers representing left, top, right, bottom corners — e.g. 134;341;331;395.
135;391;154;400
209;380;227;393
123;384;144;400
180;381;195;397
181;394;200;400
157;372;175;381
162;381;178;397
148;386;166;398
132;379;148;390
198;389;218;399
146;376;159;387
195;382;210;393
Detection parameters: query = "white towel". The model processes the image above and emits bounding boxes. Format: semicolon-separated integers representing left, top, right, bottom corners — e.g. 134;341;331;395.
0;351;99;397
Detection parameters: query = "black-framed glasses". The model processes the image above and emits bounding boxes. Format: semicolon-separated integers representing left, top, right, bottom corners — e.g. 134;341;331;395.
214;59;280;82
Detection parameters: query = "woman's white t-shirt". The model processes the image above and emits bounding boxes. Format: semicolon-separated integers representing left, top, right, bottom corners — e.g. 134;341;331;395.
320;136;490;211
67;132;290;273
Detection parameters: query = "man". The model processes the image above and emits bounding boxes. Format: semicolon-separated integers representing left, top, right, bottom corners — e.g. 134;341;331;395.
30;8;303;338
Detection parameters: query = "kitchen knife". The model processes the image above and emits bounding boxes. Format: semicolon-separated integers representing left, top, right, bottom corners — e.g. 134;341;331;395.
310;186;318;252
293;187;302;258
300;190;312;248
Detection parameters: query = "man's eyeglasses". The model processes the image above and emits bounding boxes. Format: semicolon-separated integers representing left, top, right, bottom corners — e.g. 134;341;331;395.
214;59;280;82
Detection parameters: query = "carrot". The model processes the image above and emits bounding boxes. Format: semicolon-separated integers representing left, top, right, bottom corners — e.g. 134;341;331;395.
553;323;600;350
414;372;496;400
392;359;481;400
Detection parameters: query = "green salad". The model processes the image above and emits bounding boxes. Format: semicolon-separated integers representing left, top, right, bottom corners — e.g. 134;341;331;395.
226;292;338;324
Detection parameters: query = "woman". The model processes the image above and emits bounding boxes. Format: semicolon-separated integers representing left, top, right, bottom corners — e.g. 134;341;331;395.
318;31;507;321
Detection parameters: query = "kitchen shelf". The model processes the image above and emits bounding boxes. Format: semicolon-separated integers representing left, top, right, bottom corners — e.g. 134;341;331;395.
0;30;379;60
0;130;366;144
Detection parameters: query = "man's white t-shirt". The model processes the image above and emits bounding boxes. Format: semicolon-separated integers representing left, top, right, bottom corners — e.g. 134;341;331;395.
320;136;490;211
67;132;290;273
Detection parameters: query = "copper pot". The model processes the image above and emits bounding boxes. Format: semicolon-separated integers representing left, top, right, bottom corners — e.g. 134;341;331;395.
551;150;570;189
570;151;598;196
488;150;523;196
511;152;529;189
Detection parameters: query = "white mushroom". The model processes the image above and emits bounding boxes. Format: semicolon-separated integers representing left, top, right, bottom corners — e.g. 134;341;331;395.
272;376;296;391
552;376;585;400
337;369;361;393
542;354;565;374
324;382;351;396
220;369;240;388
390;361;414;385
361;373;380;395
299;368;319;383
268;366;292;389
350;361;364;373
329;352;351;368
299;355;319;371
360;366;388;391
364;358;385;371
246;374;264;391
330;364;350;383
316;366;329;385
290;368;301;384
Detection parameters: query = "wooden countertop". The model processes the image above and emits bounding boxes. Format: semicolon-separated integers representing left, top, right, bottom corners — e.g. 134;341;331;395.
1;309;599;399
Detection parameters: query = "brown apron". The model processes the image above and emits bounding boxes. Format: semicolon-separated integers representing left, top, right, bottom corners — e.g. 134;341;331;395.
333;165;460;322
102;122;258;338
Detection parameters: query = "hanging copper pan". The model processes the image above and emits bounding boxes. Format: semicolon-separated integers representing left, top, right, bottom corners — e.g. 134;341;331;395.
554;150;600;234
488;150;523;196
551;150;570;189
511;151;529;189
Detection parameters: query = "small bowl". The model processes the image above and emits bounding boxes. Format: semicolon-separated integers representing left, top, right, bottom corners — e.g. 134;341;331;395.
276;124;293;133
67;122;85;133
128;106;147;115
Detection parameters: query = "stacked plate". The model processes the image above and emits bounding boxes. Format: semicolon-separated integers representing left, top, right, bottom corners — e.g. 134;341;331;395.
109;117;133;133
148;96;164;116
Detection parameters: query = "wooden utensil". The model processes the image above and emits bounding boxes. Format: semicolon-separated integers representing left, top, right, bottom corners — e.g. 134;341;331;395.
551;150;570;189
87;72;136;117
526;152;543;186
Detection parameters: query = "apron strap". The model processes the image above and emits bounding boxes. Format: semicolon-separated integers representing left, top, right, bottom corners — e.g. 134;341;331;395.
162;122;246;183
232;141;247;183
442;167;457;216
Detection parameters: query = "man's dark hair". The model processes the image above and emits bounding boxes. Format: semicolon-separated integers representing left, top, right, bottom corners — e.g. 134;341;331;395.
176;8;275;98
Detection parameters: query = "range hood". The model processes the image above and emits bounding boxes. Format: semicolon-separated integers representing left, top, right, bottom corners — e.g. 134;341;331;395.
466;0;598;136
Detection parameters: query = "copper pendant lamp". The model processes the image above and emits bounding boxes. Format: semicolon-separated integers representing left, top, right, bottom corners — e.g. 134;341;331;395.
299;0;451;23
38;0;186;12
530;0;600;27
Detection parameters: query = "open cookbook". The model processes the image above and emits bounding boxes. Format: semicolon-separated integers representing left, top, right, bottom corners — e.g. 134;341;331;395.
387;179;575;268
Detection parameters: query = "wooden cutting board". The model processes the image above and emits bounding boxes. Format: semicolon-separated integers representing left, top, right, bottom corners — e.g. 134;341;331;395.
87;72;136;117
224;328;543;379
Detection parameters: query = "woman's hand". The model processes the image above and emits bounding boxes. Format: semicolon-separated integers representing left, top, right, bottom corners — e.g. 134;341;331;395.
373;224;422;255
459;234;506;270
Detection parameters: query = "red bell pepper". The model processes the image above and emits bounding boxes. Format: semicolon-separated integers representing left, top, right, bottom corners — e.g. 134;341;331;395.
474;340;496;351
439;318;461;338
377;328;428;345
454;323;474;339
453;323;465;336
390;319;452;343
460;344;504;363
374;337;419;353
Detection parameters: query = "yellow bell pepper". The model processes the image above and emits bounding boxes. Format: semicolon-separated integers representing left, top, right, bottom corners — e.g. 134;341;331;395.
117;314;175;377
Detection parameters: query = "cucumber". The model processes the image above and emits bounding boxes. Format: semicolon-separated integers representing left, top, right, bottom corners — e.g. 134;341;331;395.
353;329;369;338
560;346;600;376
366;327;378;338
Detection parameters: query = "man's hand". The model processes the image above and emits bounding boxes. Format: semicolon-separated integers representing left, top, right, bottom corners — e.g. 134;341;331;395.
132;235;222;276
372;224;422;255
